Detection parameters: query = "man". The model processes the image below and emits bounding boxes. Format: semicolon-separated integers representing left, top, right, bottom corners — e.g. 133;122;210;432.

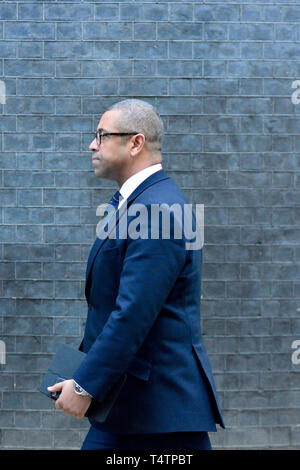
48;99;225;450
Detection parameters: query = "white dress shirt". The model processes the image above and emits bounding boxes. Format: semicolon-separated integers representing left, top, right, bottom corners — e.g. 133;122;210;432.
118;163;162;210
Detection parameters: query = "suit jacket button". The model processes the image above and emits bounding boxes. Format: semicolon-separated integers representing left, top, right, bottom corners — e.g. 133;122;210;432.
88;303;92;309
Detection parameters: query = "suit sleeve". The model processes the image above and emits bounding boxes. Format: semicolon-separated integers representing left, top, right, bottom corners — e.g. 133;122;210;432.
73;205;187;403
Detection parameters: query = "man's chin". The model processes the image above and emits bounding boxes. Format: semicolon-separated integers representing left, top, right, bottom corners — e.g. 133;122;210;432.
94;169;104;178
94;168;111;180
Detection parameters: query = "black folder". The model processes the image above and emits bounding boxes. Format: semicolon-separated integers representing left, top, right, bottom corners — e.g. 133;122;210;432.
39;343;127;423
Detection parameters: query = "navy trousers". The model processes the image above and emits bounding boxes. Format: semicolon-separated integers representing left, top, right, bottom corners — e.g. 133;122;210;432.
81;427;212;450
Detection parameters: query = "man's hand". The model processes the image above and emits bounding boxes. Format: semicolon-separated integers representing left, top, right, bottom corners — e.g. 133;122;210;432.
47;379;92;419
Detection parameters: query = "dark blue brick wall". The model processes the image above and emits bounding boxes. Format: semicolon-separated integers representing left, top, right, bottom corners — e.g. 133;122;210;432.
0;0;300;450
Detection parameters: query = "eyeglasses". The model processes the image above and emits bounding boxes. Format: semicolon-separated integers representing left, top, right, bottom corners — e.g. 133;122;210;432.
93;131;139;146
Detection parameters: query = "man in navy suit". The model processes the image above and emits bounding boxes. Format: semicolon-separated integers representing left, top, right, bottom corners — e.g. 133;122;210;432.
48;99;225;450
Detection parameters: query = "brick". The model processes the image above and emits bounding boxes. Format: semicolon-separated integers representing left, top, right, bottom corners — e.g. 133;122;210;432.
228;97;272;114
54;280;82;299
169;4;193;21
0;411;14;428
265;43;300;59
81;61;132;78
15;262;42;280
56;61;81;77
2;430;25;447
43;116;92;132
241;5;263;22
0;4;17;19
94;79;119;96
15;411;41;428
42;262;85;280
229;24;273;41
194;42;239;59
157;97;202;115
0;262;15;280
57;23;82;41
203;135;225;152
43;153;90;171
4;170;54;188
44;41;94;59
276;24;297;41
158;23;203;40
265;78;294;96
41;411;75;429
95;4;119;20
44;4;92;21
120;41;168;59
5;22;55;40
0;116;16;132
203;96;225;114
264;5;300;23
18;4;43;20
44;189;91;207
16;298;43;315
229;60;272;77
134;23;156;40
170;79;191;95
0;153;16;170
163;134;202;153
55;134;81;151
203;60;226;78
23;430;52;448
55;98;82;115
133;60;156;77
54;317;80;335
120;78;167;96
5;97;55;114
91;42;119;60
228;171;271;188
5;59;55;77
53;430;82;449
17;116;43;132
44;225;94;244
169;42;193;59
120;3;168;21
194;4;239;22
18;42;43;59
16;336;42;353
158;60;202;77
0;42;17;58
40;336;81;353
204;24;228;41
44;78;93;96
241;44;264;59
240;116;263;133
83;22;132;40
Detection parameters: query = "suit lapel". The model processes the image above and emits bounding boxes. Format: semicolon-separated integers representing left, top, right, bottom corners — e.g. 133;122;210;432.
85;169;169;298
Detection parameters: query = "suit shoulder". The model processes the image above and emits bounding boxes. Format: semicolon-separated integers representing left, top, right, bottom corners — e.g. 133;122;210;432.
140;173;190;207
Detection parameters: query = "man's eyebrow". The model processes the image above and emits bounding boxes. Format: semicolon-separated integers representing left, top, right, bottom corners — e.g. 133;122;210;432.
96;127;108;133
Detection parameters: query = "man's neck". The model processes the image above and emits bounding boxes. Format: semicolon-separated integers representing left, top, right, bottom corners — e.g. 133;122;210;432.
117;160;162;187
117;163;163;206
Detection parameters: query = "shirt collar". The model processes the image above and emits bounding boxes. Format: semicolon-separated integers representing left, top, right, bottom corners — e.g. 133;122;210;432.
119;163;162;203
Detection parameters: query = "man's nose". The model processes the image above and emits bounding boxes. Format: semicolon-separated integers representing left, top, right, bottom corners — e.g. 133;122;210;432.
89;138;98;151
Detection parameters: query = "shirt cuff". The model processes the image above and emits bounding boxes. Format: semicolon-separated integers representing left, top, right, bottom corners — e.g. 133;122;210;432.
73;380;93;398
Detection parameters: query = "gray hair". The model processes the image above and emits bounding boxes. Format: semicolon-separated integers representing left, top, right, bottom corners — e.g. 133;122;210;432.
107;99;163;152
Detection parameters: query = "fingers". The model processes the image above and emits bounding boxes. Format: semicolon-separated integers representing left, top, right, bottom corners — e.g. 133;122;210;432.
55;399;62;410
47;381;64;393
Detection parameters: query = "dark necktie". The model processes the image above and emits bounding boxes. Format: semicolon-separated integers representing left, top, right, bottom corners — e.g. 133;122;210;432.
103;190;122;217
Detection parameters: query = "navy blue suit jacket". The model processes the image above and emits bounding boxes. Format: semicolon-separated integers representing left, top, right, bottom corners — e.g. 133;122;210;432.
73;169;225;434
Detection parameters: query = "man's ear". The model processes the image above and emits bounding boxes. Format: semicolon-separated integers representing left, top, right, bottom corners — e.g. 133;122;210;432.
130;134;145;155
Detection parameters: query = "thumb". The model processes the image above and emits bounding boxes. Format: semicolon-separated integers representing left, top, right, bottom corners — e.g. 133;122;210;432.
48;381;64;392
